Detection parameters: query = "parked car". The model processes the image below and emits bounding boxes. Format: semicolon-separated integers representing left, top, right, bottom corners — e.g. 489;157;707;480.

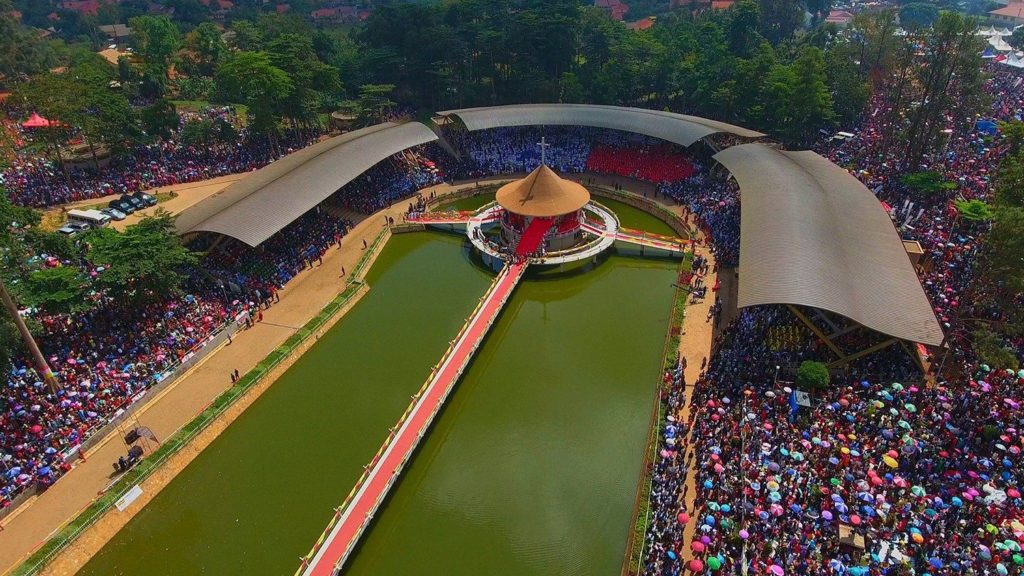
132;191;157;207
121;194;144;211
109;198;135;214
57;221;91;236
101;207;127;221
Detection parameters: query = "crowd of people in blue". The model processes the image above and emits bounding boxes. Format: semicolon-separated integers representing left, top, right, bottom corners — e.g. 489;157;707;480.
2;59;1023;576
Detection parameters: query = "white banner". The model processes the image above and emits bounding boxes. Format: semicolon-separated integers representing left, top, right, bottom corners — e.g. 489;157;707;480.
115;484;143;512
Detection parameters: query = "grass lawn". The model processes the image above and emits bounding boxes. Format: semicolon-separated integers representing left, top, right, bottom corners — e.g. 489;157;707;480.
170;101;249;126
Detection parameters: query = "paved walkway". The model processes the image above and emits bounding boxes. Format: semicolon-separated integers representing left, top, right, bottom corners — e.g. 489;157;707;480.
1;171;710;576
302;262;526;576
0;180;475;575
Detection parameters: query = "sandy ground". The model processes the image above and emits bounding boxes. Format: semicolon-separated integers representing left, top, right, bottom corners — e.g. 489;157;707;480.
35;282;372;576
38;173;249;231
0;178;425;575
1;172;718;576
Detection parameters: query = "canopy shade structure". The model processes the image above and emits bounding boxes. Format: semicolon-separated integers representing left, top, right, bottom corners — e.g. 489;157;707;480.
496;164;590;217
713;143;944;347
22;113;52;128
176;122;437;247
438;104;764;147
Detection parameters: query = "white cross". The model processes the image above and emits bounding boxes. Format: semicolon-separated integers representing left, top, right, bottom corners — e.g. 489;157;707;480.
537;137;551;166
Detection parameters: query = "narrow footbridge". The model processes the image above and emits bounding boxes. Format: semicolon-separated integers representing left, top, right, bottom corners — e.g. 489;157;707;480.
582;221;690;253
298;255;527;576
407;211;474;225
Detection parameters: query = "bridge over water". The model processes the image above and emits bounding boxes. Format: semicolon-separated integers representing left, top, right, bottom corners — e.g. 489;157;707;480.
298;227;550;576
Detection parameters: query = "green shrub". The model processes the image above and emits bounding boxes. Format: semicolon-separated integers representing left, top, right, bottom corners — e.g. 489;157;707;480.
796;360;830;391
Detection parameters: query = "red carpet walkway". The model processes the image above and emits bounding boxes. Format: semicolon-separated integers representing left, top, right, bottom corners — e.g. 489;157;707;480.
300;261;527;576
515;217;553;257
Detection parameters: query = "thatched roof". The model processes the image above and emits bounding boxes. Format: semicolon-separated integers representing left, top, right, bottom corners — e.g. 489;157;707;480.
495;165;590;217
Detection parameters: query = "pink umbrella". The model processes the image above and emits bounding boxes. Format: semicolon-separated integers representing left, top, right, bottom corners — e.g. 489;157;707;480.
688;559;704;572
678;512;690;524
769;565;784;576
691;541;706;553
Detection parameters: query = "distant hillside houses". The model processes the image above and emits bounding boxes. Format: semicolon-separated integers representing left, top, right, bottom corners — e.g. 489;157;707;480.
595;0;629;21
311;4;369;23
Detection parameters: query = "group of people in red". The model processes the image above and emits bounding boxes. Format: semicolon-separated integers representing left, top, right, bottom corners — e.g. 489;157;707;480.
587;142;696;183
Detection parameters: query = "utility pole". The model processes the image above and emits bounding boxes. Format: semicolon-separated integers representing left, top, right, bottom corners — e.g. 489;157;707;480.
0;281;60;392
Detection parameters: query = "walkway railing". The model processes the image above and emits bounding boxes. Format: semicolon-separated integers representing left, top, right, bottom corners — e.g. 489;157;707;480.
8;227;390;576
297;262;526;576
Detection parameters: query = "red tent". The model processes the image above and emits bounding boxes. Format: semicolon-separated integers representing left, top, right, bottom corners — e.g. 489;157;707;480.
22;112;51;128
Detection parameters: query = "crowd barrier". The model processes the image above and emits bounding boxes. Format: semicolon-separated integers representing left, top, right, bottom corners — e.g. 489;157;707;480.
10;227;391;576
0;313;247;525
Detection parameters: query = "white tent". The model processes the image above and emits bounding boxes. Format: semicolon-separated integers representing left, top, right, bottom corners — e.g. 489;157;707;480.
990;36;1014;51
980;25;1000;37
1002;52;1024;68
998;27;1014;36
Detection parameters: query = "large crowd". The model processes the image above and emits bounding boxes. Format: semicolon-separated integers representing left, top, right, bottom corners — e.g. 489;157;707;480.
1;107;321;208
641;63;1024;576
2;55;1023;576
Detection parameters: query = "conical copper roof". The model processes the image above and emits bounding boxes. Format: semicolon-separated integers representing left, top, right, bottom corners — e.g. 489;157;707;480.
495;164;590;218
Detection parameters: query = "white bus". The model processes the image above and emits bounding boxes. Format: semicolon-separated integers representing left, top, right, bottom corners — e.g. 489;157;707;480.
67;209;111;228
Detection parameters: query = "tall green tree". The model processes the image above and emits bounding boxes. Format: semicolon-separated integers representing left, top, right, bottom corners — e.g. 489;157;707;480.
141;99;180;141
16;267;90;316
228;20;264;52
903;12;985;166
181;21;226;76
12;72;82;180
354;84;397;126
0;0;59;80
788;46;835;142
758;0;803;44
266;34;342;125
85;211;197;305
215;51;293;140
728;0;763;57
128;15;181;97
898;3;940;30
985;205;1024;293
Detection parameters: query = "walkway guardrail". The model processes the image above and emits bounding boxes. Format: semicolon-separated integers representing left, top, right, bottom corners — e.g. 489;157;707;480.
10;227;390;576
297;263;525;576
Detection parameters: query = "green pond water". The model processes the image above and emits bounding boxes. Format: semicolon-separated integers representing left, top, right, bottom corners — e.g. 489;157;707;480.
80;208;678;576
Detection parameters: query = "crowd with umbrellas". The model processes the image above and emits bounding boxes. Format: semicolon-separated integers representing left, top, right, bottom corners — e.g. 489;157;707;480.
641;63;1024;575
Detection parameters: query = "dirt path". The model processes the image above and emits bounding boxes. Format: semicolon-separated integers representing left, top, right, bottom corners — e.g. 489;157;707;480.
38;173;248;231
0;179;472;575
37;283;372;576
3;172;705;576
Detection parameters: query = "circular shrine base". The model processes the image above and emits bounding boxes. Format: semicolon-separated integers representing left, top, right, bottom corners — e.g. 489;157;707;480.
466;201;620;266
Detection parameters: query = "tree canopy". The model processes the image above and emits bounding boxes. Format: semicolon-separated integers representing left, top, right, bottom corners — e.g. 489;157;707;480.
215;51;293;135
85;211;198;304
